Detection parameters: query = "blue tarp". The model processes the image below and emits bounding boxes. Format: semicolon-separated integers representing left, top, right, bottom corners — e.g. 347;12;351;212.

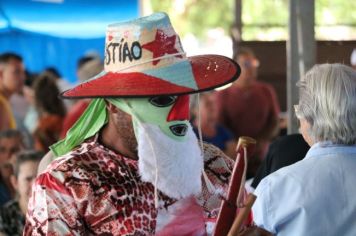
0;0;139;83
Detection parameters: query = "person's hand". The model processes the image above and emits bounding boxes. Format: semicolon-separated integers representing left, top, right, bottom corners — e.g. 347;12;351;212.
237;226;274;236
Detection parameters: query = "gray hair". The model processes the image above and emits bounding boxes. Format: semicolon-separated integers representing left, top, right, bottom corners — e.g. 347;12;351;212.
296;63;356;144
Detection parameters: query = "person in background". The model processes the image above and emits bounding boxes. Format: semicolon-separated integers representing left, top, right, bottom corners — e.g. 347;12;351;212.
43;67;72;93
60;57;103;138
42;67;74;110
191;92;236;159
76;55;101;83
215;47;280;178
0;130;25;205
0;53;25;131
252;64;356;235
9;69;31;138
0;151;42;236
32;74;66;152
23;71;39;135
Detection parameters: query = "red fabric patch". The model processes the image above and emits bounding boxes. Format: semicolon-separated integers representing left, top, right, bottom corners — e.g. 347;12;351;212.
156;196;207;236
36;173;71;196
167;95;190;121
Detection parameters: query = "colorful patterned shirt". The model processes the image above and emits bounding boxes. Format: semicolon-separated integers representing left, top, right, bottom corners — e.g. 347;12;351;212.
24;136;233;235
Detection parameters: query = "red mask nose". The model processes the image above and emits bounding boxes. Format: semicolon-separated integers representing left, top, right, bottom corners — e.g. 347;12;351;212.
167;95;190;122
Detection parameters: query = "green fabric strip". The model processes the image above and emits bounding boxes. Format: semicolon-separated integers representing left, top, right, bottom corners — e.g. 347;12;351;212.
50;98;108;157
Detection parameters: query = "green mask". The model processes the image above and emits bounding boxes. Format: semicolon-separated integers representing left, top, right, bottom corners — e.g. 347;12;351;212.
107;95;190;141
50;95;191;157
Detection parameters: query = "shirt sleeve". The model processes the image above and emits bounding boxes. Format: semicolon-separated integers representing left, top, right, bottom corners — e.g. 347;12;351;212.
23;172;85;236
252;177;276;234
252;170;305;235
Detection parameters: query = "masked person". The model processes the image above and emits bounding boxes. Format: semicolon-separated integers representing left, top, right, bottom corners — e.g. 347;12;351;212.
24;12;241;235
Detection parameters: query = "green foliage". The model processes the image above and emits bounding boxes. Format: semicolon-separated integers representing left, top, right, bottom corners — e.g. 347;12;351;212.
150;0;355;41
242;0;288;26
241;0;288;40
316;0;356;25
150;0;234;39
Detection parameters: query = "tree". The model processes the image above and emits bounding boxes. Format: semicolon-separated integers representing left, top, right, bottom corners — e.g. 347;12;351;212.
150;0;234;40
150;0;356;41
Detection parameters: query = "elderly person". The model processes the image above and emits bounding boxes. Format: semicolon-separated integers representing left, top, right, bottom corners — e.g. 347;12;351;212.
251;64;356;235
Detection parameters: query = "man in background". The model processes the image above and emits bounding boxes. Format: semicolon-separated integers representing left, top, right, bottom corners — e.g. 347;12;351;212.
215;47;280;178
60;56;103;138
0;151;42;236
0;53;25;131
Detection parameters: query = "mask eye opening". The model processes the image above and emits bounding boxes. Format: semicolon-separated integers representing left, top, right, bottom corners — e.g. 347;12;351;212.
149;96;177;107
169;124;188;136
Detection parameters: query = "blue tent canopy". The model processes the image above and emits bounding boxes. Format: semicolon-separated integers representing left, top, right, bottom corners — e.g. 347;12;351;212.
0;0;139;83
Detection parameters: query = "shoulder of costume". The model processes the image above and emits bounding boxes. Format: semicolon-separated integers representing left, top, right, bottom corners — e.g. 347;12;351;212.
202;142;234;169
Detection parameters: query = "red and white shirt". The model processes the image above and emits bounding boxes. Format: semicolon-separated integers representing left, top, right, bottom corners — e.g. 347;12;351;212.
24;137;233;236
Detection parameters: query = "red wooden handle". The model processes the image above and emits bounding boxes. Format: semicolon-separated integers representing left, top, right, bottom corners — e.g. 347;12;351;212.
213;137;256;236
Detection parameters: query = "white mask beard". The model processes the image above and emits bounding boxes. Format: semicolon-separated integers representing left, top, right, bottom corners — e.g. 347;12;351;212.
137;123;203;199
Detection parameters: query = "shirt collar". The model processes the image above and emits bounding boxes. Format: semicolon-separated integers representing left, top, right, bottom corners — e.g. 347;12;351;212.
305;141;356;159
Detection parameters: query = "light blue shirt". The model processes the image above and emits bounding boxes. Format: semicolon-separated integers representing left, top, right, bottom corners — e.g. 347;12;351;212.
252;142;356;236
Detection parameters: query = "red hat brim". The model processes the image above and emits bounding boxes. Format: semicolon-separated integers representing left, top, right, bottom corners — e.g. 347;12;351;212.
61;55;240;98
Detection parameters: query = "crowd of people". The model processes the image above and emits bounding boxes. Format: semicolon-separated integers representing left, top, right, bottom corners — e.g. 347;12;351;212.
0;52;103;235
0;12;355;236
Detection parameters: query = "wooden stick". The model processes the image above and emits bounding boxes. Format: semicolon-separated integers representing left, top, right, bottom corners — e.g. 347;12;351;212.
227;193;257;236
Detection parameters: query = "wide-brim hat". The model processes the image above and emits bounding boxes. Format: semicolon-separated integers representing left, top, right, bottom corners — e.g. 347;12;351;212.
62;12;240;98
